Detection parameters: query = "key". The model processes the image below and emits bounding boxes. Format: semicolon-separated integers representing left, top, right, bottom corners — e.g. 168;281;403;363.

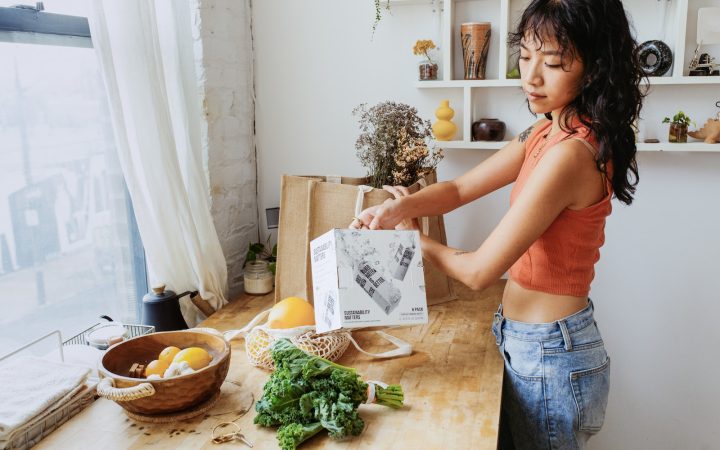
211;422;253;446
236;433;253;448
211;429;253;447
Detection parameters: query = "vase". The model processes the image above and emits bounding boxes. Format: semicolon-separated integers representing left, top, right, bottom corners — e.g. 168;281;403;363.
418;60;438;81
636;40;672;77
432;100;457;141
668;122;687;143
461;22;491;80
472;118;506;141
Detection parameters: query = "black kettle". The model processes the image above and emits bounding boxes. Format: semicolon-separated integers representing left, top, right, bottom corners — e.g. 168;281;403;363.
142;285;198;332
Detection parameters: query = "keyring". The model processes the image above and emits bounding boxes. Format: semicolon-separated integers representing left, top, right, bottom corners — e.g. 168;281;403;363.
211;421;241;444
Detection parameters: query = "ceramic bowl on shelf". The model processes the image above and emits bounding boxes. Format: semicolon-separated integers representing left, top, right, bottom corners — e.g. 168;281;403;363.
97;330;230;415
472;118;506;141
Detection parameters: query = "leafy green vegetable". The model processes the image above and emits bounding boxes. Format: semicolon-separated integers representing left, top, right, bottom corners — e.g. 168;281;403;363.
277;422;324;450
254;339;404;449
254;370;312;426
313;392;364;439
372;383;404;409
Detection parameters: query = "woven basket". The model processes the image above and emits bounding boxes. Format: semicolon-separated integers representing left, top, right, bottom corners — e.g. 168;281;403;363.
96;330;230;415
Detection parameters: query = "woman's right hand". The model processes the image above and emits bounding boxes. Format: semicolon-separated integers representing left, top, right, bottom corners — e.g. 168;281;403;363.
349;185;410;230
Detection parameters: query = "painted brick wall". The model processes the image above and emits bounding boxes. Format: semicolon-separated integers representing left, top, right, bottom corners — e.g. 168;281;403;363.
191;0;257;300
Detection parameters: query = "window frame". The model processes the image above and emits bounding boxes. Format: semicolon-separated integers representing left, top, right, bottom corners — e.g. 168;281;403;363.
0;4;148;320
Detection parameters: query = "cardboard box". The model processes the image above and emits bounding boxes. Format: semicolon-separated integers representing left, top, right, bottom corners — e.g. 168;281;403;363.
310;228;429;333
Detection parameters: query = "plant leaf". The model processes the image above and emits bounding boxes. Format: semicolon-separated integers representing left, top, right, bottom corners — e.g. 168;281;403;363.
245;250;257;266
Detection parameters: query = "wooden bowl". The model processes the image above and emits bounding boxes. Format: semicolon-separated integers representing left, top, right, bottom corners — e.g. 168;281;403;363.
98;330;230;415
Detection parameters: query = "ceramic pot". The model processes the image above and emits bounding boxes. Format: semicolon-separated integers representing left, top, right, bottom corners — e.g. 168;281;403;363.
636;40;672;77
472;118;506;141
461;23;491;80
432;100;457;141
668;122;687;143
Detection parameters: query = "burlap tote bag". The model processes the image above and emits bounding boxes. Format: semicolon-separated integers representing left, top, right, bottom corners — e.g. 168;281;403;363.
275;171;456;307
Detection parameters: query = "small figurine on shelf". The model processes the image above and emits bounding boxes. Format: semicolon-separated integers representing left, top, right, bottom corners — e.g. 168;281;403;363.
662;111;695;143
689;7;720;76
414;39;439;81
688;46;720;76
688;103;720;143
689;119;720;143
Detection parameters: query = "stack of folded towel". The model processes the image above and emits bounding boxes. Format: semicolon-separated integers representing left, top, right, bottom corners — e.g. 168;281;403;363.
0;356;91;449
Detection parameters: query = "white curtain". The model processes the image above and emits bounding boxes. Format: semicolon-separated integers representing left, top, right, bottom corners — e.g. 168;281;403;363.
88;0;228;326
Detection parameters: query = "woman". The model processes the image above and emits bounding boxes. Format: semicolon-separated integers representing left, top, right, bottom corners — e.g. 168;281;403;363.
351;0;644;448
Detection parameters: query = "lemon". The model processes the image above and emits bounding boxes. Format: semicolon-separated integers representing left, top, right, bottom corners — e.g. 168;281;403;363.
172;347;212;370
267;296;315;329
158;346;181;364
144;359;169;378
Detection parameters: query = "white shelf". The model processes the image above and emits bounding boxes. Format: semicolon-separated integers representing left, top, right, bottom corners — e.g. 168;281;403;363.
644;76;720;85
415;0;719;151
416;79;521;88
636;142;720;152
385;0;436;5
416;77;720;89
438;140;507;149
438;141;720;152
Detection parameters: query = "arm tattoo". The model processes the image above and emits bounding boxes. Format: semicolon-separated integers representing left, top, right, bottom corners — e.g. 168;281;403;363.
454;251;469;256
518;125;533;143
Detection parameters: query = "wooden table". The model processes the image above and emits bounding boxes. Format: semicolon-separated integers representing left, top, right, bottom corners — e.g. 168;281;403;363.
36;280;505;450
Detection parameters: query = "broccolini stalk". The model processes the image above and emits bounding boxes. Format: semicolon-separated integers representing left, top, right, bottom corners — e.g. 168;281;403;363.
277;422;324;450
367;382;404;409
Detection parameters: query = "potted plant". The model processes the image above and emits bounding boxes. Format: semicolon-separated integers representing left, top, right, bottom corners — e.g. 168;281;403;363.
353;101;443;188
663;111;695;143
414;39;439;81
243;239;277;274
242;239;277;295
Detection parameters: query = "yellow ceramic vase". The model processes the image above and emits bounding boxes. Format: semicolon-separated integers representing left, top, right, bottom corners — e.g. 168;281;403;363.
432;100;457;141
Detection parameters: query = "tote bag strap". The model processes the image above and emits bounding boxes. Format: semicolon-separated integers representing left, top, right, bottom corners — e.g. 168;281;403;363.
222;308;272;341
355;184;429;235
345;329;413;359
355;185;374;218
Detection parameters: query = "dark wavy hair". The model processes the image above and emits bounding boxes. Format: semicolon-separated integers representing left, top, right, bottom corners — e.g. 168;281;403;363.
508;0;646;205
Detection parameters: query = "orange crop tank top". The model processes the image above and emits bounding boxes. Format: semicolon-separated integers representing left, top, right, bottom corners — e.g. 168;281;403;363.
508;117;614;297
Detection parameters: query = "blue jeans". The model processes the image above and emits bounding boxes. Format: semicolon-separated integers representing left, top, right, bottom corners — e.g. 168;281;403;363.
491;299;610;449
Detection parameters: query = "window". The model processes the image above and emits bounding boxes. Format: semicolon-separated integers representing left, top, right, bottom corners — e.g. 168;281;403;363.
0;1;147;353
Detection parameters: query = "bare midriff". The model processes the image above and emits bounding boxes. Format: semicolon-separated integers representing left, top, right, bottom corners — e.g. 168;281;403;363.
501;278;589;323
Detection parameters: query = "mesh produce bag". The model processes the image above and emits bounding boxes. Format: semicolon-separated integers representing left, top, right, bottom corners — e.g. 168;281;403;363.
222;309;412;370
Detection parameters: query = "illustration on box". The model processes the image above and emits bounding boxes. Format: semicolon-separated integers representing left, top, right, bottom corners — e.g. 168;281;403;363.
310;229;429;333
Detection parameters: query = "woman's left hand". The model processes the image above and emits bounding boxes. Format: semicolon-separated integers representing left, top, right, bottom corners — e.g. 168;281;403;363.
383;185;419;231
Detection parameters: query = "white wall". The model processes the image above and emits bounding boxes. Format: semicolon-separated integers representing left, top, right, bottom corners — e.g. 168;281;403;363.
252;1;720;448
